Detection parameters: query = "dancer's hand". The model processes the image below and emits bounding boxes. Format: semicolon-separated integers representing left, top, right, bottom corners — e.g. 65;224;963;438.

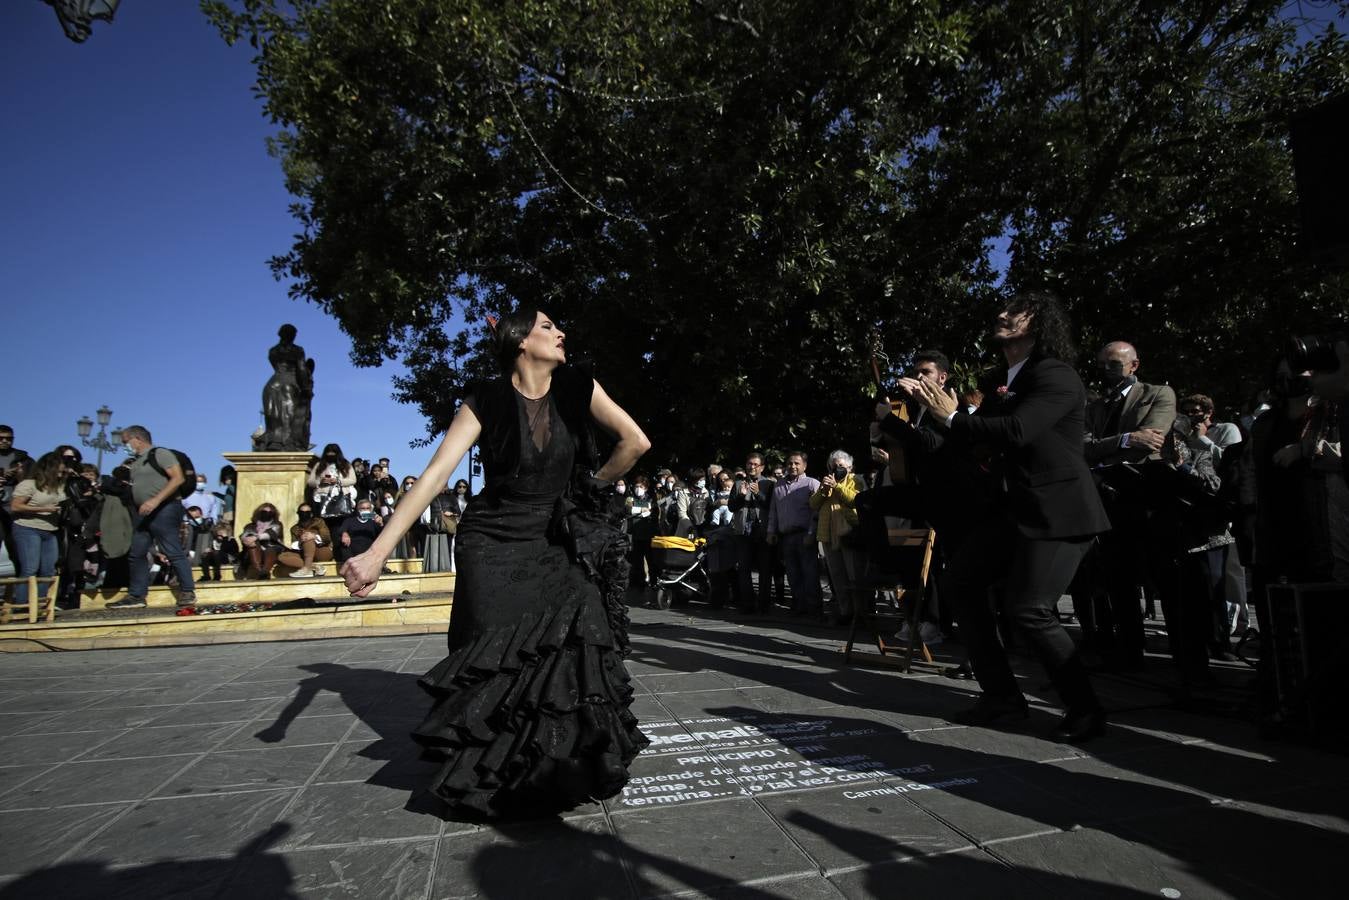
341;549;387;598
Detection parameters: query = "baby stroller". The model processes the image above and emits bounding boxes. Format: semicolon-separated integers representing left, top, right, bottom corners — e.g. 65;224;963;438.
649;528;738;610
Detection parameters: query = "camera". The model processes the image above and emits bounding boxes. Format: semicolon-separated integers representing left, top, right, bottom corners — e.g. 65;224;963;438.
1288;332;1347;372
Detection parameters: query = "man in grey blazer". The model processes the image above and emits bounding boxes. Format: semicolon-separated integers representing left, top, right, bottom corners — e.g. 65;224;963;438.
1081;341;1177;669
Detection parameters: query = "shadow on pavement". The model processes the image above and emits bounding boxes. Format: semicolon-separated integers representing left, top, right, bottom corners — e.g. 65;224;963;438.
0;824;294;900
250;662;442;814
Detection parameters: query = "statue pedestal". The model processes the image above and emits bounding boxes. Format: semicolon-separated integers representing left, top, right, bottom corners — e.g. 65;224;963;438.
222;452;315;530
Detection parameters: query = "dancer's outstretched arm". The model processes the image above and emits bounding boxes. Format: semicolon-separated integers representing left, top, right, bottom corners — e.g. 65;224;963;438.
341;403;482;598
590;379;651;482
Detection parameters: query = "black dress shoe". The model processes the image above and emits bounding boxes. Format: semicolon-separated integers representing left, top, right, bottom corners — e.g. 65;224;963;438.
951;695;1030;727
944;661;975;680
1051;708;1107;743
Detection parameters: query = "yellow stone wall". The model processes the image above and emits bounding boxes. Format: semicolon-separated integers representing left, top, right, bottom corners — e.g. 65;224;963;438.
222;450;315;534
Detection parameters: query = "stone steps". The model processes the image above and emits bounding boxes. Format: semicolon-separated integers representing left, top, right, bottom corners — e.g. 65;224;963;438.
0;594;454;651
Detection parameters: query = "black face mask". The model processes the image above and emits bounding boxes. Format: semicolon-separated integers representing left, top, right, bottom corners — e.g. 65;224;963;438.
257;511;275;522
298;509;313;520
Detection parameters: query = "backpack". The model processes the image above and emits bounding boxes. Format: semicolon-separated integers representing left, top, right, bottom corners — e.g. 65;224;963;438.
146;447;198;500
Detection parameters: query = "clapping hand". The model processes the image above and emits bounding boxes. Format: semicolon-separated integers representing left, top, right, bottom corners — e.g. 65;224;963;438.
901;375;957;419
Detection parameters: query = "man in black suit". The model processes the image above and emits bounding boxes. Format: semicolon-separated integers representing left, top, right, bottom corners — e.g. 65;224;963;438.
902;291;1112;742
1080;341;1177;669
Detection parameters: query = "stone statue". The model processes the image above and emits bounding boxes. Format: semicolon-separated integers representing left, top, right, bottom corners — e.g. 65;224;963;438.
260;324;314;452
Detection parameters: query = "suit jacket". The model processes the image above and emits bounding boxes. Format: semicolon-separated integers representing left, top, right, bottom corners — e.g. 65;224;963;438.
877;396;990;534
1083;381;1177;465
947;355;1111;540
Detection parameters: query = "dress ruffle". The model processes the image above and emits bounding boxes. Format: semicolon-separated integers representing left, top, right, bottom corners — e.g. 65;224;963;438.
412;589;648;818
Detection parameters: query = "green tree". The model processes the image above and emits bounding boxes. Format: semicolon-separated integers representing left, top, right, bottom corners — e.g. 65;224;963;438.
205;0;1349;465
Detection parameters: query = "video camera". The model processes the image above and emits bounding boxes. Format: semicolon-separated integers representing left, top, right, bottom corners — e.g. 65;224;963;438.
1289;332;1346;372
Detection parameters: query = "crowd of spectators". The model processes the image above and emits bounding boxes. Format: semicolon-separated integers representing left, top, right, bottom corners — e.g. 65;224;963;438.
2;328;1342;654
0;430;467;611
619;334;1347;693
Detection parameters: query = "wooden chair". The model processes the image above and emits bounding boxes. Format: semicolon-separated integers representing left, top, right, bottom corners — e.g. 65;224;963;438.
842;527;936;672
0;576;53;624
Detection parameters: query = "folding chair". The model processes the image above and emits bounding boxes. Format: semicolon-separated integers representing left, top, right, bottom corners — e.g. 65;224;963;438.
842;527;936;672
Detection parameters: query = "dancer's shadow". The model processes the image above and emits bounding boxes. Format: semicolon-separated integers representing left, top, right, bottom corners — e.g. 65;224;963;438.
0;824;294;900
250;662;441;812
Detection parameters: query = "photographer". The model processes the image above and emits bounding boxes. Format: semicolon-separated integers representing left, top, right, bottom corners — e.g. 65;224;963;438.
56;456;100;610
730;453;777;612
810;450;864;625
0;425;32;575
871;349;976;643
1253;352;1345;584
1149;414;1236;681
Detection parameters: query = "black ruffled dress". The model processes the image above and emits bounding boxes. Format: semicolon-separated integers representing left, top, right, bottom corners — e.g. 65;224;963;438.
412;367;648;817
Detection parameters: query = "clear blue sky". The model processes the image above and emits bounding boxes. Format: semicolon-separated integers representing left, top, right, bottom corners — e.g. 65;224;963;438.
0;2;462;487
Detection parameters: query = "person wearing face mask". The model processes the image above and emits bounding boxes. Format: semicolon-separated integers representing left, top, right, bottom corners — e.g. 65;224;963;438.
683;467;710;536
239;503;285;579
393;475;425;559
199;524;240;582
336;498;385;562
309;443;358;537
423;479;470;573
183;475;220;526
1080;340;1177;672
627;475;656;588
279;503;334;577
182;505;214;567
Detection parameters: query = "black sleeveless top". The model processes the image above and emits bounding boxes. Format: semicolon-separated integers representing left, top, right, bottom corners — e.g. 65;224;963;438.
458;364;599;541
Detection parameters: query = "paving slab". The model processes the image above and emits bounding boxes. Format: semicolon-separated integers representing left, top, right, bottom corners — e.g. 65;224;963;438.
0;598;1346;898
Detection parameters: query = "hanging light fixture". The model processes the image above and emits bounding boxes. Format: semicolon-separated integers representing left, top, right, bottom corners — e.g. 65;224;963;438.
43;0;121;44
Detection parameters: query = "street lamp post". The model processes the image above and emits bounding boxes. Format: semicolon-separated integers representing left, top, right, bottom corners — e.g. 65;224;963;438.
76;405;122;474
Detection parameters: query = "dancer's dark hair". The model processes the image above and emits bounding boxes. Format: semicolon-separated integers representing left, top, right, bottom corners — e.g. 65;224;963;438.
492;307;547;375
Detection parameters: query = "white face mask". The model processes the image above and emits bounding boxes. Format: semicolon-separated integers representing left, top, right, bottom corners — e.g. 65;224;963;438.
634;487;647;498
695;479;706;490
615;484;626;494
196;482;207;491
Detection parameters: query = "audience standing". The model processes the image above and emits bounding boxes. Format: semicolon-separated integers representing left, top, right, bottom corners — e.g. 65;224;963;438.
767;451;821;616
106;426;196;609
8;451;67;614
810;450;863;625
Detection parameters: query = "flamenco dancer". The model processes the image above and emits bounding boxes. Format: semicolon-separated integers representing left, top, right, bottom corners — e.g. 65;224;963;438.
341;308;652;818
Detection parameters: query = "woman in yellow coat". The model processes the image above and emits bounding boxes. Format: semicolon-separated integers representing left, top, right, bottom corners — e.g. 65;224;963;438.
810;450;865;624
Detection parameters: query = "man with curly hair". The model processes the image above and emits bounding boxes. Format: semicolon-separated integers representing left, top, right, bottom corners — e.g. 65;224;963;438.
902;291;1111;743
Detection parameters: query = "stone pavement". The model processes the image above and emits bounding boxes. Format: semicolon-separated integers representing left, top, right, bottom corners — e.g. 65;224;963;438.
1;602;1346;899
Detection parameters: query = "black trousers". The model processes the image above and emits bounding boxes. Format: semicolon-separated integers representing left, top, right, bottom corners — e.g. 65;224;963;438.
735;533;774;609
948;514;1100;712
1089;511;1150;665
